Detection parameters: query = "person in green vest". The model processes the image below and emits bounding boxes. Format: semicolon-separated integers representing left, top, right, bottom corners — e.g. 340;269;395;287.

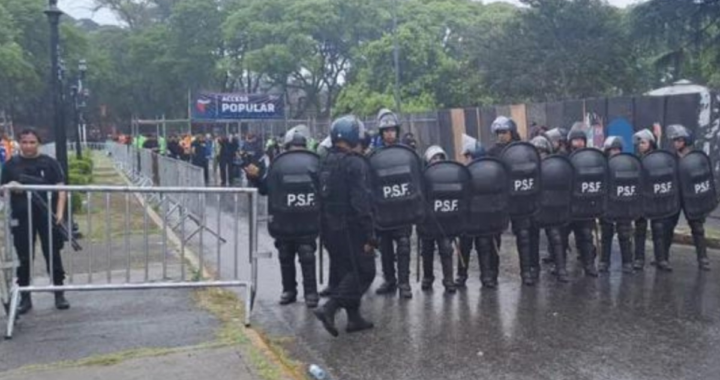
158;135;167;155
135;134;147;149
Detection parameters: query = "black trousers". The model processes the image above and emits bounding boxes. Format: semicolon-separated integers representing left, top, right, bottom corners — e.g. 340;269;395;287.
275;239;317;295
378;227;412;285
218;160;234;186
324;229;376;310
11;207;66;287
563;220;596;267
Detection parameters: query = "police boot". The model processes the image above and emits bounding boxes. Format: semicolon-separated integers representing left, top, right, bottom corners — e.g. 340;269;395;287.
553;243;569;283
375;280;397;295
18;293;32;315
279;291;297;305
440;255;456;294
479;250;496;289
319;286;333;298
598;222;613;273
691;222;711;271
55;292;70;310
652;225;672;272
516;230;535;286
617;225;635;274
278;248;297;305
298;247;319;308
633;220;647;270
421;248;435;291
529;226;541;281
345;307;374;334
313;299;340;337
396;238;413;299
455;239;472;288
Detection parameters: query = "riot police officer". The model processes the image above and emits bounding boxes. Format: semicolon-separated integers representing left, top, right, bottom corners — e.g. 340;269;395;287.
633;129;673;271
529;135;571;282
1;129;70;314
599;137;635;274
314;116;376;336
419;145;461;293
664;124;713;271
457;139;501;289
494;116;542;285
373;108;416;298
564;127;599;277
544;128;568;156
487;116;521;157
245;125;320;308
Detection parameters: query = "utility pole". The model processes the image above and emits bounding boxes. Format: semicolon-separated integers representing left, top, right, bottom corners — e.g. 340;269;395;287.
45;0;68;174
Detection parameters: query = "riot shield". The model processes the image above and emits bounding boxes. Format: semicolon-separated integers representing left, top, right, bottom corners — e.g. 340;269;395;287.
368;145;425;230
678;150;718;220
266;150;321;240
606;153;643;222
499;142;541;218
641;150;680;220
569;148;608;220
417;161;471;239
466;158;510;236
534;155;573;228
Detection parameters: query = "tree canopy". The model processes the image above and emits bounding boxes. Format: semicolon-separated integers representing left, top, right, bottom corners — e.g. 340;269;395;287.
0;0;718;130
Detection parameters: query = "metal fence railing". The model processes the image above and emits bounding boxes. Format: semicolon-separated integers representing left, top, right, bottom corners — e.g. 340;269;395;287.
2;184;260;338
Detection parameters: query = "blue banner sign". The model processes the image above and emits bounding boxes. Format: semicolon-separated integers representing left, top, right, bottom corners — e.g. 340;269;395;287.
191;92;284;120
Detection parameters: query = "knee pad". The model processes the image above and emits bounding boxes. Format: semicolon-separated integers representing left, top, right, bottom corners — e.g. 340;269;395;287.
690;220;705;237
437;239;453;258
396;236;411;256
297;244;316;265
276;241;295;261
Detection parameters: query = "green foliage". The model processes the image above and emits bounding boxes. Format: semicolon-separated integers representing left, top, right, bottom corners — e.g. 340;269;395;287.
67;155;94;213
3;0;720;130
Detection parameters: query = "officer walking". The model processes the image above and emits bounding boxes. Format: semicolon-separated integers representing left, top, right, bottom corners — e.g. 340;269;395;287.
419;145;457;293
372;109;415;299
1;129;70;314
314;116;376;337
633;129;672;271
245;125;320;308
564;128;599;277
664;125;712;271
599;137;635;274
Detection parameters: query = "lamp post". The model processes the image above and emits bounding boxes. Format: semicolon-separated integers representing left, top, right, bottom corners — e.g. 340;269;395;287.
45;0;68;175
72;59;87;159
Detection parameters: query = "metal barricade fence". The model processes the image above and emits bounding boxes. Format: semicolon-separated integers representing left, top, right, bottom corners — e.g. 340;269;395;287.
2;184;261;338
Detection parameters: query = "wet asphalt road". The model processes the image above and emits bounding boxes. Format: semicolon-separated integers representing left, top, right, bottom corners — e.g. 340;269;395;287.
197;195;720;380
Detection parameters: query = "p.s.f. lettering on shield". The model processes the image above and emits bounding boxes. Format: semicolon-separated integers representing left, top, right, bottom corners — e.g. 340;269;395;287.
581;181;602;193
434;199;458;213
616;185;636;197
513;178;534;192
694;180;711;194
287;193;315;207
653;182;672;194
383;183;410;199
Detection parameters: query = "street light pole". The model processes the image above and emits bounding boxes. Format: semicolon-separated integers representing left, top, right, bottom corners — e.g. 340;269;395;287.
392;0;402;114
45;0;68;175
73;59;87;159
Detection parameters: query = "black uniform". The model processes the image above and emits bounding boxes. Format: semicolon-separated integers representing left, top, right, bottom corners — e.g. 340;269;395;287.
248;152;319;307
191;139;209;184
2;154;67;288
634;148;673;272
563;146;599;277
663;148;711;270
218;137;239;186
315;147;376;332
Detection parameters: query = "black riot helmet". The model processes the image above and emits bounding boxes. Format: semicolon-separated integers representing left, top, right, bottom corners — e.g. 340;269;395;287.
330;115;366;148
530;135;553;156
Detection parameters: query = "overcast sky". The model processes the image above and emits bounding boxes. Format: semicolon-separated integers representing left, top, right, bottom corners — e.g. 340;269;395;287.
61;0;646;26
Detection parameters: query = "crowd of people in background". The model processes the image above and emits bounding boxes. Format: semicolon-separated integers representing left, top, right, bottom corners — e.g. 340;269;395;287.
113;130;340;187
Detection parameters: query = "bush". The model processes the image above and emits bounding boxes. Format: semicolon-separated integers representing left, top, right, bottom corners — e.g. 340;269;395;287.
67;157;94;214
